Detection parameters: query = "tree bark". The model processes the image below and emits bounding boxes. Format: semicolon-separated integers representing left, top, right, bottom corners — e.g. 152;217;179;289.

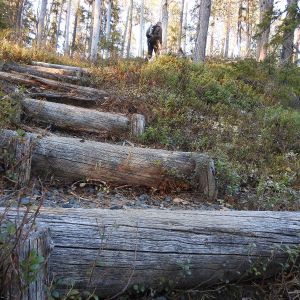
161;0;169;53
31;61;89;75
122;6;130;57
193;0;212;62
37;0;48;46
64;0;72;55
256;0;274;61
182;1;188;54
236;0;243;57
281;0;298;64
126;0;134;58
21;98;145;136
56;0;66;50
224;0;232;58
90;0;103;63
71;0;80;56
178;0;185;52
138;0;145;57
0;130;216;199
104;0;112;59
2;208;300;297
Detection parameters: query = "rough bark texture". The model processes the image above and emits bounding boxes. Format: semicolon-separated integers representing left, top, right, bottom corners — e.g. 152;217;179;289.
31;61;89;75
21;98;145;136
0;130;216;199
2;227;52;300
2;208;300;298
193;0;212;62
256;0;274;61
0;71;108;103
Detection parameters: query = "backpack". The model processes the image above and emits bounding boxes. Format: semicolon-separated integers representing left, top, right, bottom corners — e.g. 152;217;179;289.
146;25;156;39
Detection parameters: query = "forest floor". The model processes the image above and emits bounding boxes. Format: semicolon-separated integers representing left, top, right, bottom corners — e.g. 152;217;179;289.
0;41;300;299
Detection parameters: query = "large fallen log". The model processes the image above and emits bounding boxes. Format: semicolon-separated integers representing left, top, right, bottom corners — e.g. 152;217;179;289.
21;98;145;136
0;130;216;199
2;208;300;298
2;62;80;83
0;71;108;103
31;61;89;75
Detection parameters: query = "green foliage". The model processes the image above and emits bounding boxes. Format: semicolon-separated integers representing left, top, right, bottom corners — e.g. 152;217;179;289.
20;250;44;284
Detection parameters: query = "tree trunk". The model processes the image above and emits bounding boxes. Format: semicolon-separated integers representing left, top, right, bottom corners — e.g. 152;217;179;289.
56;0;66;50
0;72;108;103
15;0;25;42
90;0;103;63
281;0;298;64
182;1;188;54
139;0;145;57
161;0;168;53
193;0;212;62
31;61;89;74
1;226;52;300
122;6;130;57
256;0;274;61
245;0;252;56
126;0;134;58
104;0;112;59
2;208;300;297
224;0;232;58
0;130;216;198
177;0;185;52
64;0;72;55
21;98;145;136
71;0;80;56
37;0;48;46
296;28;300;66
209;15;215;56
236;0;243;57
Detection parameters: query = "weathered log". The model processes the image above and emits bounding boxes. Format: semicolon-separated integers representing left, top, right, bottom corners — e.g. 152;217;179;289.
21;98;145;136
2;208;300;298
2;62;80;83
31;61;89;75
1;224;52;300
0;130;216;199
0;71;108;102
0;132;33;187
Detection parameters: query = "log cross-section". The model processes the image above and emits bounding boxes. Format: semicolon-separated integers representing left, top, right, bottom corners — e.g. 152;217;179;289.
2;208;300;298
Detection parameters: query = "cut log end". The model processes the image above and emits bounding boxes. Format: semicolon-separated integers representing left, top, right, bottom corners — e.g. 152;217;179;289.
130;113;146;137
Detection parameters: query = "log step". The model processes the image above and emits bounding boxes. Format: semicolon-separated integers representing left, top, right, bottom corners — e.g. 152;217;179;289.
0;130;216;199
31;61;89;74
21;98;145;136
2;208;300;297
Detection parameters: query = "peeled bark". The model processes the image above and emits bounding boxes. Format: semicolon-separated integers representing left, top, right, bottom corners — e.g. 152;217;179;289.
256;0;274;61
21;98;145;136
0;130;216;199
193;0;212;62
2;208;300;297
0;72;108;102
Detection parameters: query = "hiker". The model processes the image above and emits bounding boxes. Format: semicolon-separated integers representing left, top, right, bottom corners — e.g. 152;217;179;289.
146;22;162;60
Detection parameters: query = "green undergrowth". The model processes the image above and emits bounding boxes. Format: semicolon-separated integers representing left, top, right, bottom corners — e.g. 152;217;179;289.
91;56;300;210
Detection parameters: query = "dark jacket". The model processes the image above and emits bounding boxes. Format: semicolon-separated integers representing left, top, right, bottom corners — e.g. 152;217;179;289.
146;24;162;44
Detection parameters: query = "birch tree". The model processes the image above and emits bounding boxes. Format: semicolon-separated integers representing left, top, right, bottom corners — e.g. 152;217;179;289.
256;0;274;61
37;0;48;46
161;0;168;53
281;0;298;64
126;0;133;58
90;0;103;62
64;0;72;55
139;0;145;57
194;0;212;62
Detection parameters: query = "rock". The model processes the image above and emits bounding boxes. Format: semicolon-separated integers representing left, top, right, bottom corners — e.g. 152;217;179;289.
138;194;150;202
62;203;73;208
110;205;122;210
164;196;172;203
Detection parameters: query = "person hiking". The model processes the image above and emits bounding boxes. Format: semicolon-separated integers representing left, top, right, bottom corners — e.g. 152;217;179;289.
146;22;162;60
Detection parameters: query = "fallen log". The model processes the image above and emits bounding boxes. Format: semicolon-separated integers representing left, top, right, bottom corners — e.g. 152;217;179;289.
21;98;145;136
0;130;216;199
31;61;89;75
2;208;300;298
2;62;80;83
0;71;108;102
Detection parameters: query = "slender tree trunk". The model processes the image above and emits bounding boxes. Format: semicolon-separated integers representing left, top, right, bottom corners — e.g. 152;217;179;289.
64;0;72;55
193;0;212;62
90;0;103;62
37;0;48;46
209;15;215;56
281;0;298;64
224;0;232;58
139;0;145;57
296;28;300;66
236;0;243;57
182;1;188;54
105;0;112;59
71;0;80;56
245;0;252;56
256;0;274;61
178;0;185;52
88;1;95;58
161;0;168;53
126;0;133;58
15;0;25;41
56;0;65;50
122;5;130;57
